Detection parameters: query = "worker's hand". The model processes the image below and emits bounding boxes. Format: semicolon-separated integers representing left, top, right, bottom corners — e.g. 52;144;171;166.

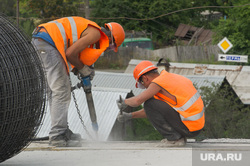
89;69;95;80
79;65;94;78
116;96;128;111
117;112;132;123
71;67;79;76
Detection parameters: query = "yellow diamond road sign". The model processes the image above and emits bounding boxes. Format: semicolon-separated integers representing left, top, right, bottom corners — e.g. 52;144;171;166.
217;37;233;53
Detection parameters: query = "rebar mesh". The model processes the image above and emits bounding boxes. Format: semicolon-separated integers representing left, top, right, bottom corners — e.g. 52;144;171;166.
0;14;47;163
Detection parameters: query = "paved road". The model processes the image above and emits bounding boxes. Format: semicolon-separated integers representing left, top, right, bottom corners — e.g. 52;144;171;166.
1;140;250;166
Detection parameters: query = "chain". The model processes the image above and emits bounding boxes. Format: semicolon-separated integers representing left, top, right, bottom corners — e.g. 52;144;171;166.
69;76;94;140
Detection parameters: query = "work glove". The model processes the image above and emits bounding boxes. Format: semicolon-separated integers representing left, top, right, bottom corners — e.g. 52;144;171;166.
116;96;128;111
117;111;132;123
89;69;95;80
78;65;94;78
72;66;95;80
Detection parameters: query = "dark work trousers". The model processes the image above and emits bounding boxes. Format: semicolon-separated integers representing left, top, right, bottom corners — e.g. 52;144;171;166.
144;98;201;141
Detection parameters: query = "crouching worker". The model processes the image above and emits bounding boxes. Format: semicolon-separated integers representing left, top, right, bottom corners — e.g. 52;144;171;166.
116;60;205;146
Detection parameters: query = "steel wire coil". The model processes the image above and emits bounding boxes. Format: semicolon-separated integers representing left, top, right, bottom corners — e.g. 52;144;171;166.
0;13;47;163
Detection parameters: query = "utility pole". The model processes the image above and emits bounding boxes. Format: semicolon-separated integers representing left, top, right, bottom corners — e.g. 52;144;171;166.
16;0;19;27
85;0;90;19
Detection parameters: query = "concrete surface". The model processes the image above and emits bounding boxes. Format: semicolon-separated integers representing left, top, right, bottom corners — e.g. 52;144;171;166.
1;139;250;166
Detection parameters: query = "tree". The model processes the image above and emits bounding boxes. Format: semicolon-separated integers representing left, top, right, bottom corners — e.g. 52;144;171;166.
25;0;81;23
198;82;250;139
0;0;35;36
17;0;83;36
91;0;250;52
212;0;250;57
0;0;16;16
90;0;200;47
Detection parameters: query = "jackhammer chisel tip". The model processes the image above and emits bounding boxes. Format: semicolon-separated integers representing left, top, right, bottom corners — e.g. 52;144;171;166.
92;122;99;131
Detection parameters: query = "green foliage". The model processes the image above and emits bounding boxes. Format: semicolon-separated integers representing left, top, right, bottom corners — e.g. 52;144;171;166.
125;119;163;141
19;19;35;38
91;0;250;53
19;0;39;18
198;82;250;139
122;105;163;141
212;0;250;59
24;0;81;23
17;0;83;35
91;0;200;47
3;0;250;54
0;0;16;16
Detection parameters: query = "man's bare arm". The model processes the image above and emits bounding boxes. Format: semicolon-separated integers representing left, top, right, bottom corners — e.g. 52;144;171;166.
125;83;161;107
65;26;101;69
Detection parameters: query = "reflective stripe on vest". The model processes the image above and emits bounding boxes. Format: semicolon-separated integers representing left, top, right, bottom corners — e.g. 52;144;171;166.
49;20;67;51
180;108;205;121
67;17;78;43
173;91;204;121
49;17;78;51
174;91;201;112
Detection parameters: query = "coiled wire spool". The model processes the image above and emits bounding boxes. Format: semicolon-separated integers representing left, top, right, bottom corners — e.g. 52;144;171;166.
0;13;47;163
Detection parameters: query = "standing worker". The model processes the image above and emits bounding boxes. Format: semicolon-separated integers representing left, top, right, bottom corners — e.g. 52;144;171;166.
117;60;205;146
32;16;125;147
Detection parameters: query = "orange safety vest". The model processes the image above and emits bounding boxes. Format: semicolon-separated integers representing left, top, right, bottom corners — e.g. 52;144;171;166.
38;17;109;72
152;70;205;132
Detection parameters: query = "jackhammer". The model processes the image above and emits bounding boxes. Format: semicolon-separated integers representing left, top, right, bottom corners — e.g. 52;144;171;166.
71;75;98;138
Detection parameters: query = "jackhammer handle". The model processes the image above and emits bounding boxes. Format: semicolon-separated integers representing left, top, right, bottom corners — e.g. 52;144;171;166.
71;82;82;91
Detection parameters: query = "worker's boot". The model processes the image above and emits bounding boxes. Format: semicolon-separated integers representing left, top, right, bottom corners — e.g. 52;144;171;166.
65;129;82;141
158;137;187;147
49;131;82;147
65;129;82;147
67;140;82;147
49;134;67;147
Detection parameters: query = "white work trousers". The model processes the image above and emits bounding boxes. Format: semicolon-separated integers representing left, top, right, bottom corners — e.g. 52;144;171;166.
32;38;71;139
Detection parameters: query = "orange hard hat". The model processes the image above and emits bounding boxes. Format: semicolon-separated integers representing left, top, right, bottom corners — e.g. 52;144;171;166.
133;61;158;88
105;22;125;52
